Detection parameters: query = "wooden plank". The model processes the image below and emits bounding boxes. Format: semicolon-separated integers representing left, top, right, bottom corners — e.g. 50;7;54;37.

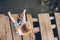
51;24;56;29
0;14;6;40
34;25;56;33
11;14;21;40
54;37;58;40
54;13;60;40
23;14;35;40
23;35;30;40
33;18;38;22
38;14;48;40
50;17;54;20
38;14;54;40
44;14;54;40
5;16;12;40
27;14;35;40
34;27;40;33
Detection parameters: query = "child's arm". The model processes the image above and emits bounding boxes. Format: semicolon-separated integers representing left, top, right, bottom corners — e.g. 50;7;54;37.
8;11;16;23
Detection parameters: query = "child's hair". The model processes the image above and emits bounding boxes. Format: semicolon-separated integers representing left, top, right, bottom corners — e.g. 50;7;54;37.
21;22;33;35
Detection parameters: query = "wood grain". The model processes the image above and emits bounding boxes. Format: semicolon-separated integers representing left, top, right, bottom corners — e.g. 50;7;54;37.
5;16;12;40
0;14;6;40
38;13;54;40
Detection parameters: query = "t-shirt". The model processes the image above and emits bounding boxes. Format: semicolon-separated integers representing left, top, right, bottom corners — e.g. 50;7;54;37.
16;19;26;35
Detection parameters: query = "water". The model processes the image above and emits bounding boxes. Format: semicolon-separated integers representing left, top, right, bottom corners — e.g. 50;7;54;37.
0;0;41;17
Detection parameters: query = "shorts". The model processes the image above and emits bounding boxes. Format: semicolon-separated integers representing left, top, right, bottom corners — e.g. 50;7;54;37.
14;20;26;29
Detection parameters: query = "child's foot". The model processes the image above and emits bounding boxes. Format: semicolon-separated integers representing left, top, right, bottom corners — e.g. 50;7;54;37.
8;11;11;17
22;9;26;14
8;11;11;15
20;9;26;18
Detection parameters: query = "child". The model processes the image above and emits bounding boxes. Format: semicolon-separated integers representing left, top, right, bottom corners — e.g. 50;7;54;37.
8;9;33;35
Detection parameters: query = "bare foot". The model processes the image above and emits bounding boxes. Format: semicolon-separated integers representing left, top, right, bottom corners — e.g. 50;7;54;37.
22;9;26;14
20;9;26;18
8;11;11;16
8;11;11;15
8;11;11;14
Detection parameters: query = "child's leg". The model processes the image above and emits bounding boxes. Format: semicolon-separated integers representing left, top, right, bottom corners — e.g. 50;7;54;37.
8;11;16;23
21;9;26;21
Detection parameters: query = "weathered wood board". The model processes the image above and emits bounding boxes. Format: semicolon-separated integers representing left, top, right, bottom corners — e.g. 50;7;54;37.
0;14;6;40
38;13;54;40
27;14;35;40
5;16;12;40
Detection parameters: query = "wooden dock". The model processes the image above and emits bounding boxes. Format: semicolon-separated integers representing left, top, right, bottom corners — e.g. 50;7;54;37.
0;13;60;40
